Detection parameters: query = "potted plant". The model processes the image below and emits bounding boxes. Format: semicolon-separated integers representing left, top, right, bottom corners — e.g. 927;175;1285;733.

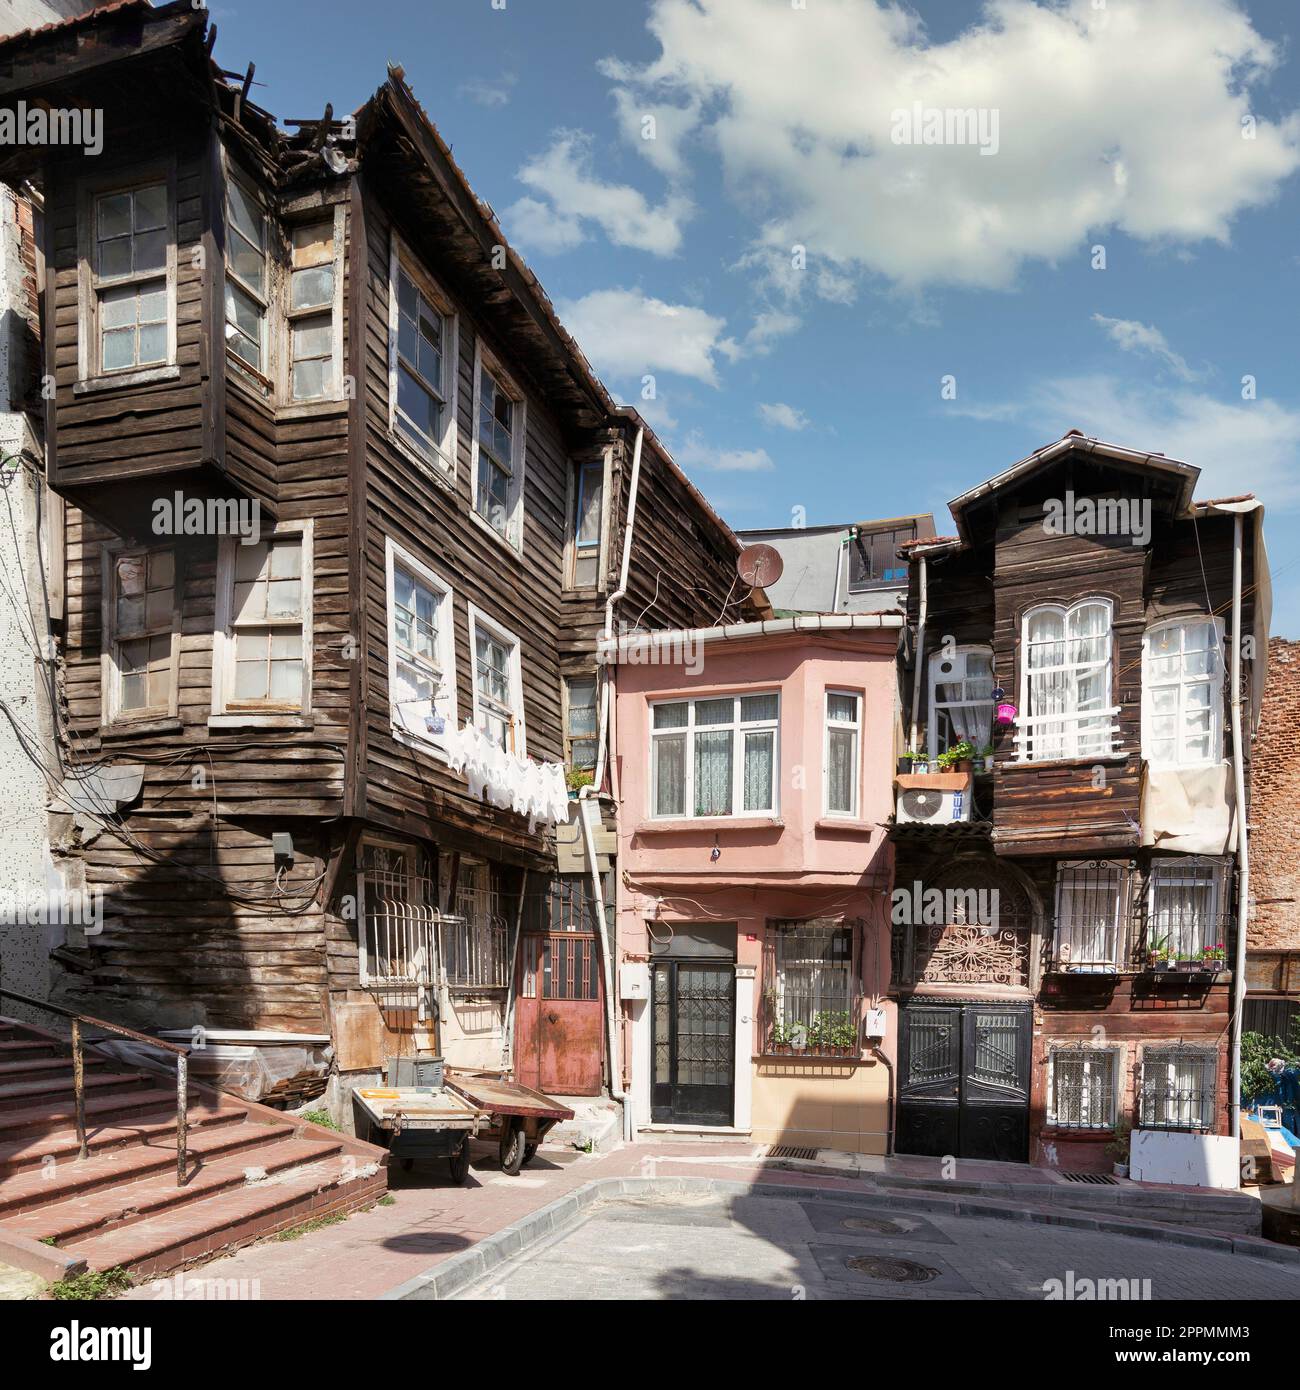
566;766;595;795
768;1020;794;1056
1199;943;1227;970
977;744;995;774
936;739;976;774
900;748;931;775
1147;934;1172;971
809;1011;858;1057
1105;1118;1132;1179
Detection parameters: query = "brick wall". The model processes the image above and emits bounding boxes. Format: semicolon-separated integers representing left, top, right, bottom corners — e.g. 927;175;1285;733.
1249;637;1300;951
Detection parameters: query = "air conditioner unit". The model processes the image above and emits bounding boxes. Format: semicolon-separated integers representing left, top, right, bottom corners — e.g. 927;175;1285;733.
931;650;977;683
896;784;970;825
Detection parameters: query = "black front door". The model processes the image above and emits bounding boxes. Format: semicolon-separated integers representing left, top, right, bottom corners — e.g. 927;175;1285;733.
651;961;735;1126
897;1002;1031;1161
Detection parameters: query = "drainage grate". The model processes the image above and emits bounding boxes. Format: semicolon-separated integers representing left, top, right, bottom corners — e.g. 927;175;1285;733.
1060;1171;1119;1185
766;1145;818;1160
845;1255;940;1283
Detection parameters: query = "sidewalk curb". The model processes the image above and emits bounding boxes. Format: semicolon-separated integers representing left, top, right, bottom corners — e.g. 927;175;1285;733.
379;1174;1300;1300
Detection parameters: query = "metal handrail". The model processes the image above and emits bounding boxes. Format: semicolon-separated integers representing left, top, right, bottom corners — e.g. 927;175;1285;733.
0;987;190;1186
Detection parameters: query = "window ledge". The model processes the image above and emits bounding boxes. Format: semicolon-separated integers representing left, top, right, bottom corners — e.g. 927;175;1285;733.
468;505;523;559
278;399;348;422
635;816;784;835
99;717;182;740
75;364;179;395
209;713;314;731
387;430;458;493
815;817;876;834
1009;751;1130;769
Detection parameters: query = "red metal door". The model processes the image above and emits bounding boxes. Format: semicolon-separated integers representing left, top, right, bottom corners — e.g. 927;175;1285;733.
514;932;604;1096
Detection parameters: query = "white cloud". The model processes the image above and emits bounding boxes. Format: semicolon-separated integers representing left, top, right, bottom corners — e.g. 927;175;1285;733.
959;374;1300;508
1092;314;1200;381
675;430;775;473
759;402;809;431
505;196;584;255
509;131;690;257
610;0;1300;293
608;87;701;180
459;73;517;108
557;288;735;387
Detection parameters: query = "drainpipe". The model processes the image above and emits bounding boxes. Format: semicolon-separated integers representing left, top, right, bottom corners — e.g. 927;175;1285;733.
869;1044;895;1156
908;555;929;754
578;426;644;1143
1228;513;1249;1144
832;531;845;612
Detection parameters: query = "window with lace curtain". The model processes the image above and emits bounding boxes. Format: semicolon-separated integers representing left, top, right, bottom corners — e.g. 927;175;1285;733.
1148;857;1225;960
1019;599;1115;761
927;646;994;759
823;690;860;817
649;693;779;819
1142;618;1223;767
1139;1045;1216;1130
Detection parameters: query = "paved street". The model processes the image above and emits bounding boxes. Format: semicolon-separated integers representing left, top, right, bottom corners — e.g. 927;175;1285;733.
457;1190;1300;1301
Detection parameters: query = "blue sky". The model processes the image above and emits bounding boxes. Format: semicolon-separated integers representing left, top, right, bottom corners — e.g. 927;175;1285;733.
212;0;1300;633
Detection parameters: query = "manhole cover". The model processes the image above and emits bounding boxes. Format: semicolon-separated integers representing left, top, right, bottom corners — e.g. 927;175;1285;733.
845;1255;940;1283
841;1215;906;1235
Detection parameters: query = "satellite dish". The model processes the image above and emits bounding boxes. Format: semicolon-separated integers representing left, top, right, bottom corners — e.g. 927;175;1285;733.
737;543;783;590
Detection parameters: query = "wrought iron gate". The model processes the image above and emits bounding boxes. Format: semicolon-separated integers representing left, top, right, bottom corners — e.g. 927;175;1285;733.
651;962;735;1126
897;1003;1031;1161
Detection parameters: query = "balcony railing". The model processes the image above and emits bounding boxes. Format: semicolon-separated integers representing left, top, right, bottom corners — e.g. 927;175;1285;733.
1010;706;1123;763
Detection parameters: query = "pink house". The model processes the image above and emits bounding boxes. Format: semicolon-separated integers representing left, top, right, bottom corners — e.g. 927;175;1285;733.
599;615;901;1154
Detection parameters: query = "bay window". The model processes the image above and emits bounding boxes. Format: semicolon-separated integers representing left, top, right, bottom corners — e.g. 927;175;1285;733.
824;690;860;817
650;693;779;819
1142;618;1223;767
384;538;456;748
102;547;179;723
472;343;526;547
224;175;268;375
89;179;172;375
287;218;339;401
1020;599;1115;761
568;460;605;588
928;646;994;759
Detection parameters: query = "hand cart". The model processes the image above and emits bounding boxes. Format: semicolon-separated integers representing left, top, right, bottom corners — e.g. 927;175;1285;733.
353;1084;484;1184
445;1071;575;1176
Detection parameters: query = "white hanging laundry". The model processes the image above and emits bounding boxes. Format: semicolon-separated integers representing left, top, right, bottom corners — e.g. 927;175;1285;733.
443;719;570;827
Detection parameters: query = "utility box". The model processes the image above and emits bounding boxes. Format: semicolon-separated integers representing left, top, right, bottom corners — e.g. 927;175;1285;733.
620;962;650;1001
864;1007;887;1041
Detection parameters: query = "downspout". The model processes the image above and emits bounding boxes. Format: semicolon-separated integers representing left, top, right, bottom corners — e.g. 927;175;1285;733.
580;426;644;1141
908;555;929;754
1228;513;1249;1144
499;872;530;1073
832;531;844;612
869;1044;895;1156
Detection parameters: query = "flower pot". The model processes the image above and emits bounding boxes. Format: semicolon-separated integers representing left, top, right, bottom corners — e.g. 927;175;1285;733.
912;759;931;775
897;756;912;775
1112;1162;1129;1179
995;702;1017;726
956;758;973;773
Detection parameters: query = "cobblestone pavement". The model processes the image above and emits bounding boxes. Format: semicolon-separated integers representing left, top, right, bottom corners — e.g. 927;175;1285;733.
457;1191;1300;1301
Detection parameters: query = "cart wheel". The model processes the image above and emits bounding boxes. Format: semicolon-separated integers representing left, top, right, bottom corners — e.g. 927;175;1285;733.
448;1134;470;1185
523;1142;538;1167
499;1121;527;1176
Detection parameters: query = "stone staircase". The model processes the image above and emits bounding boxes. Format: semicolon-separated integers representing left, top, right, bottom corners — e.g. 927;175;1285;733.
0;1016;388;1281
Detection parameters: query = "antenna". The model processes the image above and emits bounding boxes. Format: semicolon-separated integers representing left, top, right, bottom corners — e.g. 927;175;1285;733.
736;543;784;590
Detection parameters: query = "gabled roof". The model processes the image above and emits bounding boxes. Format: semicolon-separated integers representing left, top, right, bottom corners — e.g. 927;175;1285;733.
947;430;1200;544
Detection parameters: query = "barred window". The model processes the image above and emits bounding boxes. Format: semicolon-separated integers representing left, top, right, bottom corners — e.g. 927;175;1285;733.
1049;1047;1118;1129
1140;1046;1216;1131
769;920;857;1054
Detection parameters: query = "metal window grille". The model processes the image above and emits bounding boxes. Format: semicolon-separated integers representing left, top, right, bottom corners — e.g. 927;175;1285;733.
443;878;509;990
1139;1047;1216;1131
1049;1048;1118;1129
767;920;859;1055
1050;861;1128;971
358;868;438;992
1144;859;1232;963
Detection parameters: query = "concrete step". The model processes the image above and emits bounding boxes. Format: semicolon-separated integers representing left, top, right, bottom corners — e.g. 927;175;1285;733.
7;1133;339;1244
0;1086;206;1147
0;1116;295;1217
62;1153;386;1277
0;1070;153;1111
0;1039;61;1061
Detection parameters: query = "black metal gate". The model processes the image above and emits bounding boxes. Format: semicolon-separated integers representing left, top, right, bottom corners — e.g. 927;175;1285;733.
897;1002;1031;1161
651;962;735;1126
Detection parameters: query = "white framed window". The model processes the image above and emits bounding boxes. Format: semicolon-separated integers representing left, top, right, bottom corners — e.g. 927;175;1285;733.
471;340;526;549
467;604;525;754
564;675;598;773
649;692;780;820
1018;598;1116;761
928;645;994;759
567;458;606;589
1053;859;1127;970
383;537;457;751
1142;618;1223;768
1048;1046;1119;1129
100;546;180;725
224;170;269;377
1148;857;1225;961
388;237;458;476
213;523;313;719
1139;1045;1216;1131
81;173;176;378
285;213;343;402
824;690;861;818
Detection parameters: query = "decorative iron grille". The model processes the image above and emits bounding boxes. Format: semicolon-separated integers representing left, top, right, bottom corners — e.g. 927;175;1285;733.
763;920;860;1056
358;869;438;992
443;879;509;990
1138;1046;1217;1131
1048;860;1130;972
1048;1047;1118;1129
